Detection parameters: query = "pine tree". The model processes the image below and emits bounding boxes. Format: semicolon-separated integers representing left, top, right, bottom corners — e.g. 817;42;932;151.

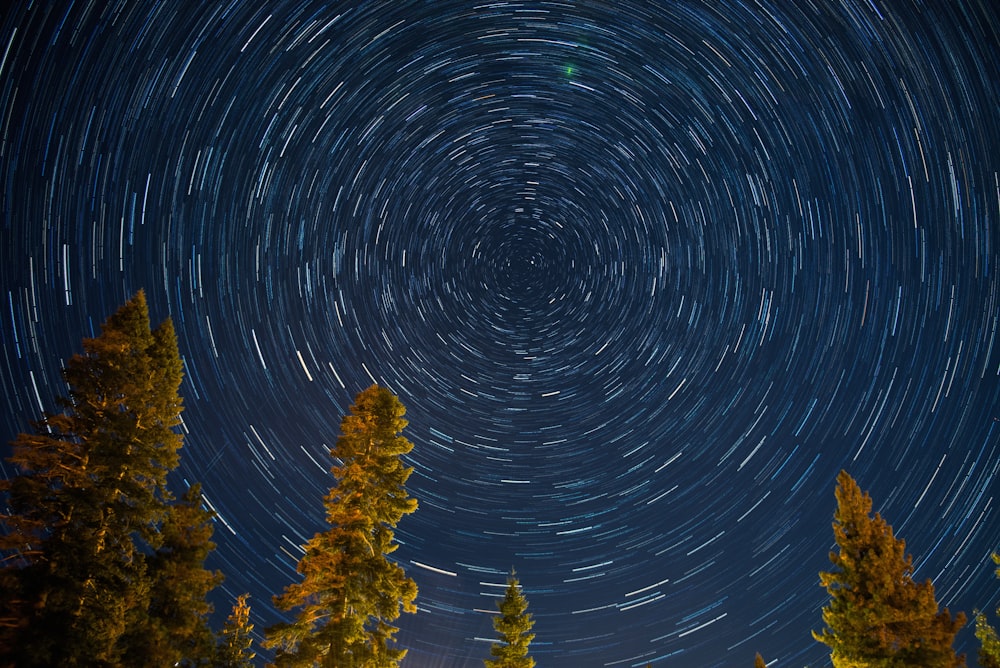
977;614;1000;668
813;470;965;667
121;483;223;666
264;385;418;667
0;291;188;666
975;553;1000;668
754;651;767;667
217;593;256;668
485;570;535;668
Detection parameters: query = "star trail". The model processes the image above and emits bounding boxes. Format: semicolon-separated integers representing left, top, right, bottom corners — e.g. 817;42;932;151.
2;1;999;666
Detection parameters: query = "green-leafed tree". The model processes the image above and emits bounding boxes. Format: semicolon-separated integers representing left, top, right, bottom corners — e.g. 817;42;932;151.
217;593;256;668
122;483;223;666
485;570;535;668
975;553;1000;668
264;385;418;667
813;470;965;668
754;651;767;667
0;290;188;667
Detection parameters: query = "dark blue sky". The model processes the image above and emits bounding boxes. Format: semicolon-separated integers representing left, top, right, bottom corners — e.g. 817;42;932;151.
2;1;998;666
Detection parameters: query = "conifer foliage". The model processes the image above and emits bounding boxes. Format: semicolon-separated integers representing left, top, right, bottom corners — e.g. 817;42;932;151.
485;570;535;668
265;385;418;667
121;483;223;665
975;553;1000;668
754;651;767;667
813;470;965;668
0;291;218;666
217;593;257;668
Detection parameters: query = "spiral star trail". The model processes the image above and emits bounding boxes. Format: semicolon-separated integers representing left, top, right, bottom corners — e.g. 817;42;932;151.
2;0;999;665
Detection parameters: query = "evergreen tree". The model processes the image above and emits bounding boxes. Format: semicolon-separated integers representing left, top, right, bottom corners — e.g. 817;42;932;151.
264;385;418;667
977;614;1000;668
217;593;256;668
975;553;1000;668
485;570;535;668
0;290;187;667
122;483;223;666
754;651;767;667
813;470;965;667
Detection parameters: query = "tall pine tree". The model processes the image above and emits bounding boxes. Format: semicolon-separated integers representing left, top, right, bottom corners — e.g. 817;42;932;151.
485;570;535;668
813;470;965;667
121;483;223;666
0;291;203;666
264;385;418;667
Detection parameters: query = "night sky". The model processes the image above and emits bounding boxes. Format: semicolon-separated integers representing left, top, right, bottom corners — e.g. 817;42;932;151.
2;1;999;666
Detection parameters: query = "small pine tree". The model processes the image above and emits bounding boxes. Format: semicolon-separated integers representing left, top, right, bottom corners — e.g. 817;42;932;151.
754;651;767;667
217;593;256;668
975;553;1000;668
264;385;418;667
813;470;965;667
485;570;535;668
